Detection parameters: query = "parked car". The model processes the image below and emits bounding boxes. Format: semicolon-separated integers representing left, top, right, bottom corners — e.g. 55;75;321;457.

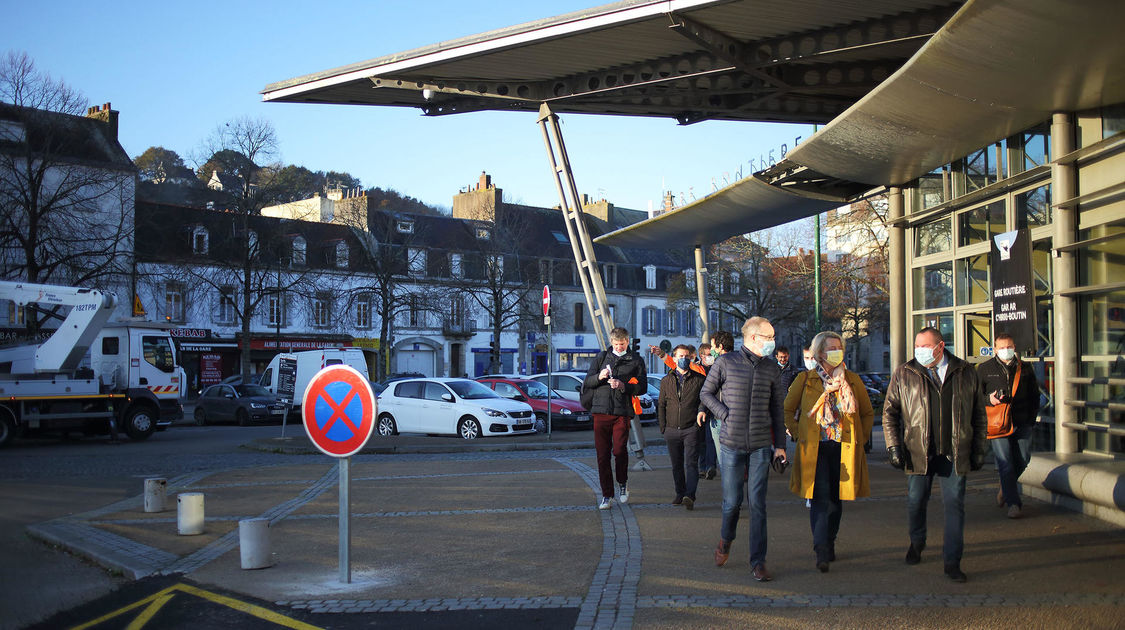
378;372;425;389
194;384;285;426
369;380;387;396
476;377;592;431
220;373;263;386
259;348;370;416
376;377;536;439
527;371;657;424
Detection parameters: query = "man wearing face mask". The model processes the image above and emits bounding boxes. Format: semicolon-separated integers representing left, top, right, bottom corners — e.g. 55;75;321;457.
784;331;874;572
584;327;647;510
776;346;803;398
803;346;817;372
701;317;787;582
883;327;987;583
977;332;1040;518
703;331;735;476
659;344;707;509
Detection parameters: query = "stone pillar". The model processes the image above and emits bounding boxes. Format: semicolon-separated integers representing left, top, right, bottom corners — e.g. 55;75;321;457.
1051;112;1079;454
888;186;907;371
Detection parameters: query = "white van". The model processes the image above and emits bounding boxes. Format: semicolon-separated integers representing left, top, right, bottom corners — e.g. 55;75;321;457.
260;348;369;414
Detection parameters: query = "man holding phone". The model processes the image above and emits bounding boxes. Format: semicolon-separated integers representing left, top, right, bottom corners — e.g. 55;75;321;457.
701;316;788;582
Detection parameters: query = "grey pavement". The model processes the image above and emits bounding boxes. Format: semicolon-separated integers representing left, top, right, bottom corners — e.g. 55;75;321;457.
17;425;1125;629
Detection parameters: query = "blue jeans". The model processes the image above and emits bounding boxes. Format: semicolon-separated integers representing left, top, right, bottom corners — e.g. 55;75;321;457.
906;455;966;565
720;444;772;569
710;418;724;472
810;440;842;560
697;421;716;473
992;424;1032;508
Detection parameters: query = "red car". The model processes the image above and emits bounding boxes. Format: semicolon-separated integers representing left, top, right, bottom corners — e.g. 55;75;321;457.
476;377;591;431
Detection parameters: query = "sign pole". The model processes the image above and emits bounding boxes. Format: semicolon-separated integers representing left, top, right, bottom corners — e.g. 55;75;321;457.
543;285;552;439
339;457;351;584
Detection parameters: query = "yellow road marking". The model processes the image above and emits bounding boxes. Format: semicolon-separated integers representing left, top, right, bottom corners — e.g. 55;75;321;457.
69;583;323;630
123;593;173;630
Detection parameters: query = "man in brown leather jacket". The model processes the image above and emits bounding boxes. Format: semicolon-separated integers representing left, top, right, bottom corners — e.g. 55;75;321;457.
883;327;987;583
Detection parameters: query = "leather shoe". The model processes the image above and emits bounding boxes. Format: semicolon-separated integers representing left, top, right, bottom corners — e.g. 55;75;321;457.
751;564;773;582
683;496;695;511
714;539;731;567
905;542;925;565
944;564;967;582
672;496;683;505
816;560;829;573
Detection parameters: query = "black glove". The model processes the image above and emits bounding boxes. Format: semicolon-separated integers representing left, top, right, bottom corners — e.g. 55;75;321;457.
887;446;904;470
970;453;984;471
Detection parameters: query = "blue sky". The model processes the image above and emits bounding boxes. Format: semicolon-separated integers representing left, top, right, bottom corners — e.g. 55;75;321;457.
7;0;814;212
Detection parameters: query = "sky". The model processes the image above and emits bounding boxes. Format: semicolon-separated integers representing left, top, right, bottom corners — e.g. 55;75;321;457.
6;0;816;213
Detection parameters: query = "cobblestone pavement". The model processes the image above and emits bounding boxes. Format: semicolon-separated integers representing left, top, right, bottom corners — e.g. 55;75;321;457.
17;441;1125;629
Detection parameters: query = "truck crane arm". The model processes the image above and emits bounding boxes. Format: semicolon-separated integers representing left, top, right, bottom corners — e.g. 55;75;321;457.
0;281;117;375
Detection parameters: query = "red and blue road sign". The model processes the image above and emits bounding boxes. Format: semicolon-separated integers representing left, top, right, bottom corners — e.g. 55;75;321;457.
302;365;377;458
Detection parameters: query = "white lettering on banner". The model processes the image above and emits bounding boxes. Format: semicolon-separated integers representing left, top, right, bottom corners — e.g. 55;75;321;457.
992;286;1028;298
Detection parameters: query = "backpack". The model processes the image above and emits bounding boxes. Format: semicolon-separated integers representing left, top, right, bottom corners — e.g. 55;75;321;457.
579;351;605;410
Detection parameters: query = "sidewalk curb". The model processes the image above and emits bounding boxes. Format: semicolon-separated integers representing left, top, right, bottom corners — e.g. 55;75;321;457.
241;436;600;456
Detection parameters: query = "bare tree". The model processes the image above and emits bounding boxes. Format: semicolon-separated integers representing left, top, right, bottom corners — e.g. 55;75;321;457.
0;51;133;304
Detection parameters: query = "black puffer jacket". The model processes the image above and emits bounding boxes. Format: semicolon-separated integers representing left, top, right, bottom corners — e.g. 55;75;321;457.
583;349;647;417
977;356;1040;428
700;347;785;452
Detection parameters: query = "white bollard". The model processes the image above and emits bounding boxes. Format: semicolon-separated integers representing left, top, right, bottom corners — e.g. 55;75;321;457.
177;492;205;535
144;478;167;513
239;518;273;569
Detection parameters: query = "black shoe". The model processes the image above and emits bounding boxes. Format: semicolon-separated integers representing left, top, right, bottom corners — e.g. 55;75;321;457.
816;560;829;573
944;564;967;582
705;469;716;480
672;496;684;505
905;542;925;565
698;471;706;479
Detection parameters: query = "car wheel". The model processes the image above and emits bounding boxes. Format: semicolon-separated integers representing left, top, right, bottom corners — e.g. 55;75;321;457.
237;409;250;427
0;407;16;447
194;407;207;426
458;416;481;440
377;414;397;436
533;413;547;433
123;406;157;440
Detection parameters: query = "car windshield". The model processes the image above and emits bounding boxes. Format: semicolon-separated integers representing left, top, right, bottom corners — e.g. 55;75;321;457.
236;385;271;397
447;380;501;400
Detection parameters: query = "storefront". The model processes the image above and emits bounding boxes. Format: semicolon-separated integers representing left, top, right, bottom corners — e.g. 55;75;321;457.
168;328;238;397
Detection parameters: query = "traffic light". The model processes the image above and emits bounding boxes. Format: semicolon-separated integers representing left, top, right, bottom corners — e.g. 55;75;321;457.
632;338;641;353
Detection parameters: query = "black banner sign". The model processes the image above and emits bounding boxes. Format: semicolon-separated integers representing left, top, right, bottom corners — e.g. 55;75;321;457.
990;228;1037;354
277;355;298;404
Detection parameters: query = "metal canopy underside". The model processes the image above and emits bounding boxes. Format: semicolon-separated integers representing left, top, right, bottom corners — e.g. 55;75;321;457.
262;0;961;126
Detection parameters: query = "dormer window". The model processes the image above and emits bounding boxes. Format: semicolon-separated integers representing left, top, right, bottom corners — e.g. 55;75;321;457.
192;226;209;255
335;241;349;268
291;236;306;266
476;227;491;240
247;230;259;258
551;230;568;244
408;247;426;277
396;220;414;234
450;253;463;278
644;265;656;290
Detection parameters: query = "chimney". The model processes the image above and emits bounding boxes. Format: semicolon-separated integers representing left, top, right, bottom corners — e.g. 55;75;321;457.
85;102;119;141
662;190;675;213
479;171;491;190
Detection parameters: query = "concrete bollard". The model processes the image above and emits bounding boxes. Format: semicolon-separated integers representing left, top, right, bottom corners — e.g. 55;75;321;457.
239;518;273;569
144;478;167;513
177;493;204;535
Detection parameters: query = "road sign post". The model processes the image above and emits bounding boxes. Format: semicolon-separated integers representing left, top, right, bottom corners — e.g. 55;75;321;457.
302;364;376;584
543;285;551;439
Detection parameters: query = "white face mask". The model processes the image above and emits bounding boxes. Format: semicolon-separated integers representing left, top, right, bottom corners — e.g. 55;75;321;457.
996;348;1016;362
804;358;817;371
702;355;715;366
824;350;844;367
612;348;627;357
914;346;936;366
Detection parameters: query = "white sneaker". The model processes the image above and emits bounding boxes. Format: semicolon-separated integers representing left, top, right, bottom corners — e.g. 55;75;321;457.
619;484;629;504
598;497;612;510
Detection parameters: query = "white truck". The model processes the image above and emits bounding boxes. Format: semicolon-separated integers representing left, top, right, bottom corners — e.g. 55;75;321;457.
260;348;369;416
0;281;184;446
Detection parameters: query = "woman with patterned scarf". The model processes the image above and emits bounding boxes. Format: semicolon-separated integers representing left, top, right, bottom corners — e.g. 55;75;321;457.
784;331;874;573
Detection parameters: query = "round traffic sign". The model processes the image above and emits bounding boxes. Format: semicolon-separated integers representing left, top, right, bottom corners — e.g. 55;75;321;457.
302;365;377;457
542;285;551;316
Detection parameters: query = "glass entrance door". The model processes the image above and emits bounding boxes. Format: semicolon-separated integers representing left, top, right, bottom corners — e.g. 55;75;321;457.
962;312;993;364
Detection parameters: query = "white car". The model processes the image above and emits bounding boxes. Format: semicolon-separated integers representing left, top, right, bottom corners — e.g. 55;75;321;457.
376;377;536;439
528;371;657;424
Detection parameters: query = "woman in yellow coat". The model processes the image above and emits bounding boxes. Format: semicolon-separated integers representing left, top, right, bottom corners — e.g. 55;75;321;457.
784;331;874;573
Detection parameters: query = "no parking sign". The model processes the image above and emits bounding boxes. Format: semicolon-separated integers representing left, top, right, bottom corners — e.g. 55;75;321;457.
302;365;377;458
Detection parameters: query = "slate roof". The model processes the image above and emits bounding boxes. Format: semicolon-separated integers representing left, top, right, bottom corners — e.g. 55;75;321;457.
0;103;133;170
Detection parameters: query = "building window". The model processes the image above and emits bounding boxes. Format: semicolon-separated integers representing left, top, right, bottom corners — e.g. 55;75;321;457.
730;271;741;295
644;265;656;290
267;292;286;327
217;287;236;324
914;217;952;257
913;262;953;310
450;253;463;278
291;236;306;266
1016;183;1051;228
247;230;259;259
313;294;331;328
192;226;208;255
642;306;657;335
355;294;372;329
335;241;349;269
408;296;426;327
6;300;25;326
488;255;503;280
551;230;568;244
408;247;427;277
665;308;677;335
685;269;695;292
164;283;185;323
601;263;617;289
396;219;414;234
476;227;491;240
539;259;553;284
574;303;585;331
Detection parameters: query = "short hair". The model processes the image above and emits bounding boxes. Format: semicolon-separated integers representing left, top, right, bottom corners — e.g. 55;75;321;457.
741;316;770;339
698;342;711;352
609;327;629;341
686;344;696;356
712;331;734;352
994;332;1015;344
671;344;692;356
775;345;790;355
809;331;845;359
917;326;944;343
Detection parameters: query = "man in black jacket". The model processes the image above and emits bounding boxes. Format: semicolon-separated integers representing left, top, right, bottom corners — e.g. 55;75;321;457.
776;345;803;397
978;332;1040;518
583;327;647;510
700;316;787;582
660;344;707;510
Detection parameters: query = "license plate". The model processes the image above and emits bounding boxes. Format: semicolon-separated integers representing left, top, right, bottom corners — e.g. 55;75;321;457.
575;415;590;422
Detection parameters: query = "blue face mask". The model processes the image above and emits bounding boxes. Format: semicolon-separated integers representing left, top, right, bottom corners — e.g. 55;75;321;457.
675;357;691;370
914;346;935;366
760;340;776;356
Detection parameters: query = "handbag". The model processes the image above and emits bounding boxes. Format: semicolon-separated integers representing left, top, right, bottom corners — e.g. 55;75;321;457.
986;363;1021;439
